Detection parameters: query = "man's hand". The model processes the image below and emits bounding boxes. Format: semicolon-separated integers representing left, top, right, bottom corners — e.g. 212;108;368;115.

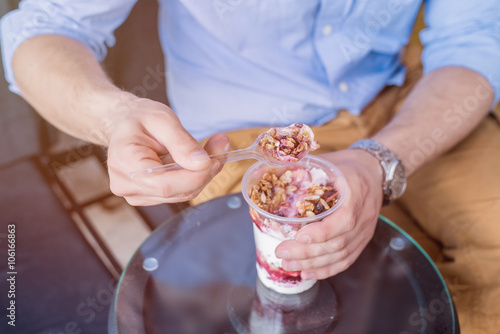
106;98;230;206
10;36;229;206
275;149;383;280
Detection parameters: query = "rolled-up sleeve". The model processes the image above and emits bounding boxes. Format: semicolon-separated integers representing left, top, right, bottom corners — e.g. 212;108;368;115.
421;0;500;108
0;0;137;94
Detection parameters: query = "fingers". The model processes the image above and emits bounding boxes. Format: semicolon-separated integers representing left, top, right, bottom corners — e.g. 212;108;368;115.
129;135;232;198
293;202;358;244
280;235;353;273
109;127;232;205
107;107;231;204
124;193;196;206
291;183;363;244
104;99;232;205
275;234;348;260
280;222;375;279
142;111;212;171
269;149;384;280
136;133;231;197
115;156;219;197
300;240;369;280
281;250;349;272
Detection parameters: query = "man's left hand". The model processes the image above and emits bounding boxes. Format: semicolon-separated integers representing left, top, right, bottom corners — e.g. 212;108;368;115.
275;149;384;280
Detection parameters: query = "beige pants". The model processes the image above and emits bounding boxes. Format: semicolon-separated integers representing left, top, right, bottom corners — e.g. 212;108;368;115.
192;49;500;333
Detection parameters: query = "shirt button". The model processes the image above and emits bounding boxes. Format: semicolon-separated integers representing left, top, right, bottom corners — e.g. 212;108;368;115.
339;81;349;92
322;25;333;36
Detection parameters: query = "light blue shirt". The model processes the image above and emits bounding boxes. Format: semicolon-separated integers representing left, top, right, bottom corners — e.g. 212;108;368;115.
2;0;500;140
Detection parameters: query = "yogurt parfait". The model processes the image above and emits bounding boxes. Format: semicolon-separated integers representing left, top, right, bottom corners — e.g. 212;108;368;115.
242;156;347;294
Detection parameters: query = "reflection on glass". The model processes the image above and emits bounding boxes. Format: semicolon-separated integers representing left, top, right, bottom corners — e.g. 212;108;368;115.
228;279;337;333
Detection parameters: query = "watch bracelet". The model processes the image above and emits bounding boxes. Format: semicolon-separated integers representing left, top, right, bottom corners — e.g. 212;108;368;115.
348;139;402;205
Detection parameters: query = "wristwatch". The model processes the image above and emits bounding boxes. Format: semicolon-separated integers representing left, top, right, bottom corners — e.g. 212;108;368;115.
349;139;407;206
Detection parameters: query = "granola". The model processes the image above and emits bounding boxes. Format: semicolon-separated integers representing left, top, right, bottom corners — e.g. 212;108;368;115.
249;167;339;219
258;123;320;163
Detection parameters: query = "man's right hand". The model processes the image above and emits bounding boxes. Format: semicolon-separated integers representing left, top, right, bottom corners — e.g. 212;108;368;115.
11;35;229;205
106;97;230;206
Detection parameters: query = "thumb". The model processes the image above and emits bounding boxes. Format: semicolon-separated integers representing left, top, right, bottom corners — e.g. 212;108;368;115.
204;133;231;174
145;113;211;171
204;133;231;156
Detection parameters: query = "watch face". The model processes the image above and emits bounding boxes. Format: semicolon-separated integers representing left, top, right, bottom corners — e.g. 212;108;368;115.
391;163;407;198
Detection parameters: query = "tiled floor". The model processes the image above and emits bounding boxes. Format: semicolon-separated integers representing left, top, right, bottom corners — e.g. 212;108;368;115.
52;133;154;269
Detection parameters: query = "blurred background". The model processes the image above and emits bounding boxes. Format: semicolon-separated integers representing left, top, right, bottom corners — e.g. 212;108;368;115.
0;0;187;277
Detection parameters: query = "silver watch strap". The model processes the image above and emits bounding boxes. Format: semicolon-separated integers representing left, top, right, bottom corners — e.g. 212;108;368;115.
349;139;402;205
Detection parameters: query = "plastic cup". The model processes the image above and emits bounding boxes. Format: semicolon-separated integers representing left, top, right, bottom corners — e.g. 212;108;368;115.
242;156;348;294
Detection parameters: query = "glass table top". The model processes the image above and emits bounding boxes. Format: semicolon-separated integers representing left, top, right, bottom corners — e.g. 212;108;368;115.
109;193;458;334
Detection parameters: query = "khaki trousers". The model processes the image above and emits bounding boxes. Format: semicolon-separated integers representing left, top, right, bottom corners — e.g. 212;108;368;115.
192;55;500;334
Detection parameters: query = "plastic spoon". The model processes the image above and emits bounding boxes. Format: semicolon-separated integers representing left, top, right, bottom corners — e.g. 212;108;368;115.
130;123;318;179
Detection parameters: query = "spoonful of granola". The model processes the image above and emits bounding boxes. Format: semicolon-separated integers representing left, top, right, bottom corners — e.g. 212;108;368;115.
130;123;319;178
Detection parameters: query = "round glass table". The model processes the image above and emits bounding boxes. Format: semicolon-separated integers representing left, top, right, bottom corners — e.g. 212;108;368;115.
109;194;459;334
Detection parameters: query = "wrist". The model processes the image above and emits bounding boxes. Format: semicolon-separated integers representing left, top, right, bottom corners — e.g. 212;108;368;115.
94;91;140;146
320;150;385;203
354;149;385;201
349;139;407;205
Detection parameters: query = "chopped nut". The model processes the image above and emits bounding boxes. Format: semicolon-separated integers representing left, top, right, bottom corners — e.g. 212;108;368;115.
314;189;324;196
305;211;315;217
320;198;330;210
304;195;320;201
305;202;315;212
325;192;338;204
249;167;339;218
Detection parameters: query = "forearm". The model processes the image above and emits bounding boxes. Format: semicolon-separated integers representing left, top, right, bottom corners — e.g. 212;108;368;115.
279;67;495;279
373;66;494;176
12;34;134;146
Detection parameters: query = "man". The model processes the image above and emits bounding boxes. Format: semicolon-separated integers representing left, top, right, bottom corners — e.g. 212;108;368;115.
2;0;499;332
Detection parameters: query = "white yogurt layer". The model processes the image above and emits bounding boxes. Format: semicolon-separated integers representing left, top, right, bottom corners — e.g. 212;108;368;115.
253;224;316;294
253;223;282;267
309;167;329;185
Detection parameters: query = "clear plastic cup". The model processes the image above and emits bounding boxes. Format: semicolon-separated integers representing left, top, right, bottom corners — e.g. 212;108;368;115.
242;155;348;294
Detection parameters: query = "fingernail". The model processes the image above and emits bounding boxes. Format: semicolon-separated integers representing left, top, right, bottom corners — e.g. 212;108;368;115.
303;272;316;280
211;161;221;175
190;149;210;163
276;249;290;259
224;142;232;152
297;235;311;244
287;261;298;271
